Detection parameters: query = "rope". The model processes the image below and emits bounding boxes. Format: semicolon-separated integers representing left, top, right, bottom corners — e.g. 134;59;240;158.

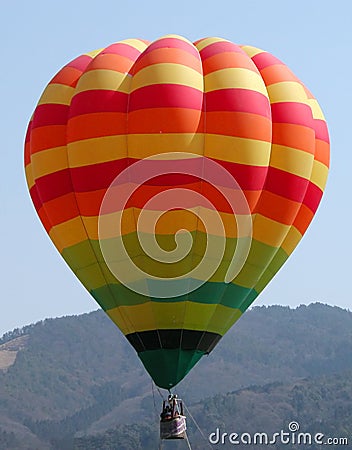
152;381;159;422
184;431;193;450
183;402;213;449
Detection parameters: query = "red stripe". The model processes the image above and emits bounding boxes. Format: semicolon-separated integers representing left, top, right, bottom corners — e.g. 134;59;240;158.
69;90;128;117
213;159;268;191
72;158;267;192
200;41;244;60
146;38;199;59
304;182;323;213
205;89;271;117
31;104;69;128
24;121;32;145
29;185;42;212
251;52;283;70
70;159;130;192
264;167;309;202
129;84;203;111
34;156;269;198
35;169;73;203
271;102;313;127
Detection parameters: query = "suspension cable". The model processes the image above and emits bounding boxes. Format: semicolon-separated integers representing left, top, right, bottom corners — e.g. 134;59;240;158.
183;402;213;449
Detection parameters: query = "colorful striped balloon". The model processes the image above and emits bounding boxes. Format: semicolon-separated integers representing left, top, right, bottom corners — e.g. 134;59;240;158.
24;35;330;389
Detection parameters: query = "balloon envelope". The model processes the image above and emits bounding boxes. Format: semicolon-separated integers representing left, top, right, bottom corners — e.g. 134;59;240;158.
24;35;330;389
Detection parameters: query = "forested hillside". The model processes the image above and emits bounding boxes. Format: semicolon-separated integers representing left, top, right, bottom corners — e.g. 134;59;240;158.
0;303;351;449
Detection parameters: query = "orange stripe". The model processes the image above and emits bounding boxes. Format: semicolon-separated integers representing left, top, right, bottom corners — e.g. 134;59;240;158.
51;66;85;86
30;125;67;154
202;52;258;76
259;64;300;85
255;191;301;225
76;190;105;216
314;139;330;167
272;123;315;153
37;204;52;232
37;186;262;225
205;111;271;141
293;203;314;235
38;193;80;231
128;108;203;133
68;112;127;142
131;48;202;75
85;53;136;73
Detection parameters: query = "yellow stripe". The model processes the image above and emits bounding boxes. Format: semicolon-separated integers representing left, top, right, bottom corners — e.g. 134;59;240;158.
85;207;241;241
49;217;88;252
232;261;266;289
253;267;276;294
31;146;68;179
252;214;290;247
310;159;329;190
162;34;195;45
214;306;242;334
84;48;103;58
269;144;314;179
281;226;302;255
68;135;127;167
25;164;34;189
38;84;75;106
119;39;148;52
75;69;131;94
130;63;203;91
240;45;264;58
195;37;226;52
127;133;204;157
75;262;108;292
205;134;271;166
126;133;271;164
266;81;309;104
308;98;326;120
106;301;241;335
204;68;267;96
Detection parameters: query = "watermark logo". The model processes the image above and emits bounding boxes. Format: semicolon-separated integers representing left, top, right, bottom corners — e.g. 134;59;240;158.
208;421;349;446
98;152;252;298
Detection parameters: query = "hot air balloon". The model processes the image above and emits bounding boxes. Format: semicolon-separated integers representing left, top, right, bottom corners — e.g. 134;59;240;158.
24;34;329;403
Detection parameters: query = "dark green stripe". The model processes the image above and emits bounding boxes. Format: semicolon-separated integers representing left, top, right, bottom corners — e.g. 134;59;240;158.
138;348;204;389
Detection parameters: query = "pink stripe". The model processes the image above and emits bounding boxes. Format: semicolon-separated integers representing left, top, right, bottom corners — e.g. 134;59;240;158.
200;41;244;60
251;52;283;70
314;119;330;143
68;55;93;71
146;37;199;59
100;42;143;60
271;102;314;127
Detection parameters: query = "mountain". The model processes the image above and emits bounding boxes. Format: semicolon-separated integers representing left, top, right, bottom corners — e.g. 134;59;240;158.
0;303;351;449
75;371;352;450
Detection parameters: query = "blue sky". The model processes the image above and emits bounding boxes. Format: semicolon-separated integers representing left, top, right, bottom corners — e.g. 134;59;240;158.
1;0;350;336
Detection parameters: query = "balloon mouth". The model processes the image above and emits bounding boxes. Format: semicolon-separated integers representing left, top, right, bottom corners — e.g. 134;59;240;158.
138;348;205;389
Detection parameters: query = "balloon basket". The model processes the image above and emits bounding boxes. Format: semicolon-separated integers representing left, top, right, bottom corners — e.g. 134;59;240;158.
160;415;187;440
160;394;187;440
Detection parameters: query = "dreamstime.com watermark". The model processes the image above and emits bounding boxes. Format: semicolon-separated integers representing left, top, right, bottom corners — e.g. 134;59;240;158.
208;421;349;446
